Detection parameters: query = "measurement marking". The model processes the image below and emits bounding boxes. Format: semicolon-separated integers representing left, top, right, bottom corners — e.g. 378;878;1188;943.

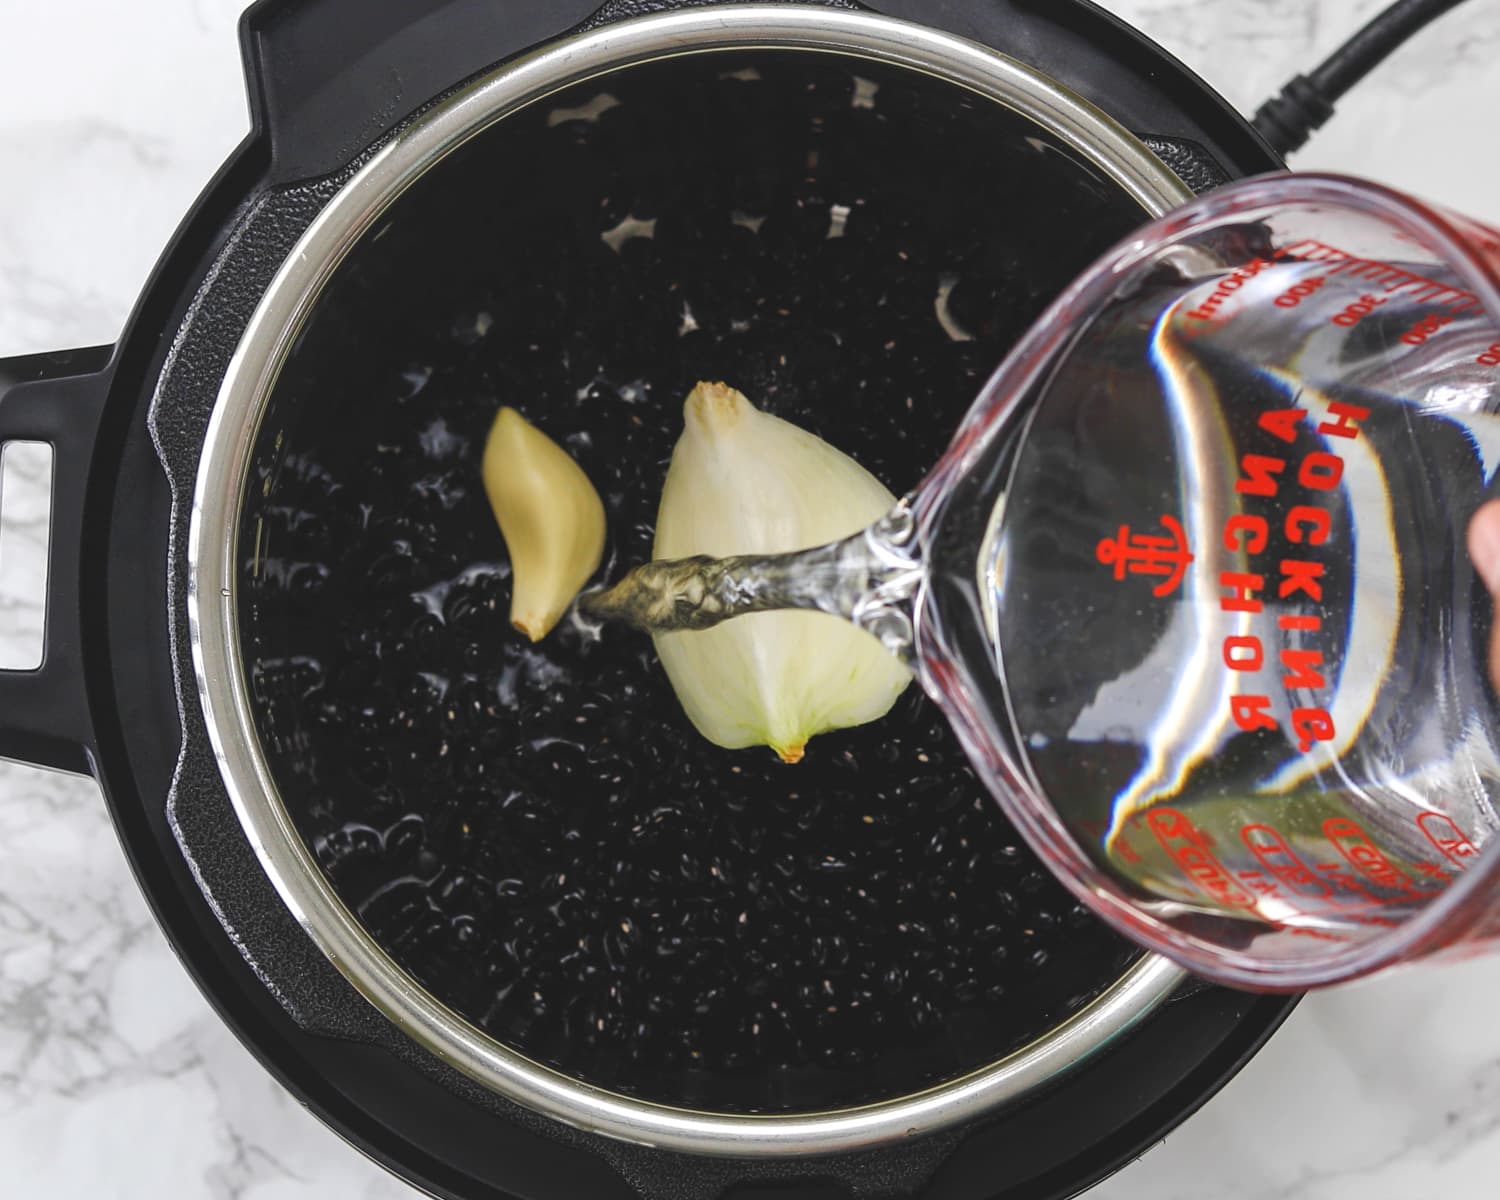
1243;824;1334;899
1288;927;1353;943
1146;809;1257;909
1234;867;1281;898
1314;860;1386;907
1324;817;1425;899
1415;861;1454;883
1349;913;1401;928
1284;239;1482;313
1418;812;1480;868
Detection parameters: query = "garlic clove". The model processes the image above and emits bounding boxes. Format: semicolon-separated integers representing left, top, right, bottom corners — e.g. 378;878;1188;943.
482;406;606;641
653;382;910;762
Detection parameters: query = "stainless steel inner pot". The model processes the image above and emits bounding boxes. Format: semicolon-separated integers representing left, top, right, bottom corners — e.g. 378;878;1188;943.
187;3;1194;1158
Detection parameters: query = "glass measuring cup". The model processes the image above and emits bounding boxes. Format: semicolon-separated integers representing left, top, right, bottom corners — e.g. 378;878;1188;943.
586;173;1500;990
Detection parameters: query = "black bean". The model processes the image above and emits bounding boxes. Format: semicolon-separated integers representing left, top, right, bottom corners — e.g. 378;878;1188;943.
244;48;1142;1116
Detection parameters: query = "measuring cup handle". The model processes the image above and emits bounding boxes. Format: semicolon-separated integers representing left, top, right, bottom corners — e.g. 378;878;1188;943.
0;347;114;775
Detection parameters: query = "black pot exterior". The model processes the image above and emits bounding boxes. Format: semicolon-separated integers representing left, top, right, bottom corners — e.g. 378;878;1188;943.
0;2;1292;1198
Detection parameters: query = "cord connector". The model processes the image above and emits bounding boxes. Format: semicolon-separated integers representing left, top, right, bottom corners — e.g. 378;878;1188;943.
1250;0;1468;157
1251;75;1337;157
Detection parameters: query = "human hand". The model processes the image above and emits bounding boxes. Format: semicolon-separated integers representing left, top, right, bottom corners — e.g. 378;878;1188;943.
1467;500;1500;691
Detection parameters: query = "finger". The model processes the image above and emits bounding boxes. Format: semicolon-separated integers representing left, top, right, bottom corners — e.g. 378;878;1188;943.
1465;499;1500;691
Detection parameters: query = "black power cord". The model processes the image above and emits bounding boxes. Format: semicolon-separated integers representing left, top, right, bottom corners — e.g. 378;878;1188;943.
1252;0;1470;155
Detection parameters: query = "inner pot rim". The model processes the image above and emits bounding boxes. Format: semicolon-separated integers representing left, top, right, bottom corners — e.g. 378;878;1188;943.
187;3;1195;1158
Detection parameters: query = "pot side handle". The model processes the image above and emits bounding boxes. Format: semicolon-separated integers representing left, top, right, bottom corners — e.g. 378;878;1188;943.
0;347;113;775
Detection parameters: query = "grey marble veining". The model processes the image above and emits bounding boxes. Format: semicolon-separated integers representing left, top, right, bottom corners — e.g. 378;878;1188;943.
0;752;415;1196
3;1;1500;1197
0;442;50;671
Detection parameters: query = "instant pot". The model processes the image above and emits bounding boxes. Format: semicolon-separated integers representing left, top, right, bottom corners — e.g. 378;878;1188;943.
0;2;1298;1197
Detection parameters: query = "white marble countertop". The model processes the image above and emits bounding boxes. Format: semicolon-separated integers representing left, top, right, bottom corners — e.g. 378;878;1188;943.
4;1;1500;1197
